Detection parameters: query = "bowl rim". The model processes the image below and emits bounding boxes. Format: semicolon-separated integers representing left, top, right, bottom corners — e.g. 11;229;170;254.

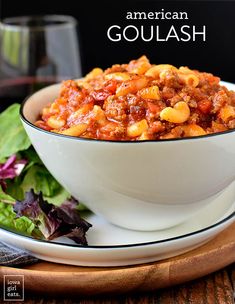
20;82;235;144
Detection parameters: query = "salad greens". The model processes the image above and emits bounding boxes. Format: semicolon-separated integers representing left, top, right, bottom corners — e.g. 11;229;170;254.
14;189;91;245
0;104;31;161
0;104;91;245
0;187;36;236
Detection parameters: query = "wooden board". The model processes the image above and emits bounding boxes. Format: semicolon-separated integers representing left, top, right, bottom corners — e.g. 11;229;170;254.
0;222;235;297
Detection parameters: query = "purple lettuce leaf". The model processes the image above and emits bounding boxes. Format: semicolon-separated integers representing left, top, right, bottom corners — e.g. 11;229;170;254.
14;190;61;238
52;197;86;224
61;227;90;246
13;189;92;245
48;197;92;245
13;189;43;218
0;155;27;179
0;155;27;191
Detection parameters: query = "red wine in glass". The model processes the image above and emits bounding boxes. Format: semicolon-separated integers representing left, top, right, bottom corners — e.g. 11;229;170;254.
0;15;82;112
0;76;60;111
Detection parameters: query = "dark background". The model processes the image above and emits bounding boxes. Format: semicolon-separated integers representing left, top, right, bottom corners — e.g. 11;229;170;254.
1;0;235;82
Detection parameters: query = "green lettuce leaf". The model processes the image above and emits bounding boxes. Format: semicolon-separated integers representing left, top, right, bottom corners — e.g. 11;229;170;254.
5;176;24;201
0;104;31;159
0;187;15;204
20;146;43;170
45;187;70;206
0;187;35;236
21;165;61;197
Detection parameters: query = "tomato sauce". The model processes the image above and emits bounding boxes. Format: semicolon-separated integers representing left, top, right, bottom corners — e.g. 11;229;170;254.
35;56;235;140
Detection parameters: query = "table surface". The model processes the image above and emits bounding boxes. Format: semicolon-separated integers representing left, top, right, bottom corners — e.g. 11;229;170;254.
2;263;233;303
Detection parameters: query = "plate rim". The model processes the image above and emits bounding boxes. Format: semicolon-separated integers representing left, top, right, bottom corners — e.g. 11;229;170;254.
0;210;234;249
1;223;234;295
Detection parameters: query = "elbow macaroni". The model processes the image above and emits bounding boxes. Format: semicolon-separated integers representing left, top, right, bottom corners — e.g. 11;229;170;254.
160;102;190;124
60;124;88;136
127;119;148;138
35;56;235;140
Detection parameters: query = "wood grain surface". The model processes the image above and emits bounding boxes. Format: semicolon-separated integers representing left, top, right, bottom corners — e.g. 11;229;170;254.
0;222;235;300
1;265;234;303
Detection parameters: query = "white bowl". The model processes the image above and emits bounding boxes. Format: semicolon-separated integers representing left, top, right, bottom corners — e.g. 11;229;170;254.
20;82;235;231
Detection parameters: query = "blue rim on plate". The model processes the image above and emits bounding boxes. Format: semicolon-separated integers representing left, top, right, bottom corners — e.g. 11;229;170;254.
0;211;234;249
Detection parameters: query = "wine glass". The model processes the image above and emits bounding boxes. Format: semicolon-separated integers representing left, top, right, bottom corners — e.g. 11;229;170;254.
0;15;82;111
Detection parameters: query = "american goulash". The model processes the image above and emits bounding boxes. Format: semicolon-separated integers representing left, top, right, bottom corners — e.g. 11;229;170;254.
35;56;235;140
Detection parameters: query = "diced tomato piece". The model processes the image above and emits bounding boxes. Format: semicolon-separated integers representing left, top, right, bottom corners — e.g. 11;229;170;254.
198;100;212;114
104;80;117;93
147;102;160;113
91;90;111;101
35;120;53;131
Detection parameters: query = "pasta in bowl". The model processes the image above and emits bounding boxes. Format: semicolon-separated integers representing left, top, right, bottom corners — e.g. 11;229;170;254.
20;56;235;231
35;56;235;141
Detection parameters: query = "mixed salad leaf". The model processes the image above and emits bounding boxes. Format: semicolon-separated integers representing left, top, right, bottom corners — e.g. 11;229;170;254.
0;104;91;245
0;154;27;191
0;104;31;161
0;187;36;236
14;189;91;245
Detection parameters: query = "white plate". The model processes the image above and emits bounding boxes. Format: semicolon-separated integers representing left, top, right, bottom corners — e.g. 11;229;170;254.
0;180;235;267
